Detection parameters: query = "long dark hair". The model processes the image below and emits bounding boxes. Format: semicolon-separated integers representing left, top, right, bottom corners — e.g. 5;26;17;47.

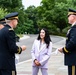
37;28;52;48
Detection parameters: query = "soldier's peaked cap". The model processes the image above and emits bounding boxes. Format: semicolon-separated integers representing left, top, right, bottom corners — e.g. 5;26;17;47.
68;8;76;16
0;18;5;22
0;18;6;24
5;12;18;20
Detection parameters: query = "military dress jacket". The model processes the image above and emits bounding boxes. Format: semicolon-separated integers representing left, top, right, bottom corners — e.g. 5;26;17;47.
63;24;76;65
0;24;22;70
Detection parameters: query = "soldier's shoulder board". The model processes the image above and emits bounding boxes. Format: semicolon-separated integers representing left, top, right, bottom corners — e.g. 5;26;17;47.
9;28;13;31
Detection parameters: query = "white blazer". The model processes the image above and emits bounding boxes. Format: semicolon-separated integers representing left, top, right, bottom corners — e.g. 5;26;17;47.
31;39;52;68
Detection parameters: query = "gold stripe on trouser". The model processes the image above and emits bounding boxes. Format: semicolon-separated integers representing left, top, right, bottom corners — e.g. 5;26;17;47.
12;71;15;75
72;66;75;75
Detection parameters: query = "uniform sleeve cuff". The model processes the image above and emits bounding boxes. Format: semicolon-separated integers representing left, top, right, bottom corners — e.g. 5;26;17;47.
17;47;22;54
63;47;69;53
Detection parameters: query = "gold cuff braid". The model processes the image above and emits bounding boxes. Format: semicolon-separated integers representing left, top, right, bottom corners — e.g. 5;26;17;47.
64;47;69;53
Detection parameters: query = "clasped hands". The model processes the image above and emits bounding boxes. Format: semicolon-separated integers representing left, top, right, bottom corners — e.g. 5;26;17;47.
34;59;41;66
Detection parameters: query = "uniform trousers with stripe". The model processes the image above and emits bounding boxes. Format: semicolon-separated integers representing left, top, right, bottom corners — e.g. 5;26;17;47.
68;66;76;75
0;69;16;75
32;66;48;75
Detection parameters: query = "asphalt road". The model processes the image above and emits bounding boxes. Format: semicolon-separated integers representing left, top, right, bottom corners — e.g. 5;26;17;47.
16;35;63;62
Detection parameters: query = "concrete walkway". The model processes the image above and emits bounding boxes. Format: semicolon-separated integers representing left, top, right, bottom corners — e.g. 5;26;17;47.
16;36;68;75
20;35;30;40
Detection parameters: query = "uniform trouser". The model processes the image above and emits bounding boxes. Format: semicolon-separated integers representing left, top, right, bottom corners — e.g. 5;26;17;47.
0;69;16;75
68;66;76;75
32;66;48;75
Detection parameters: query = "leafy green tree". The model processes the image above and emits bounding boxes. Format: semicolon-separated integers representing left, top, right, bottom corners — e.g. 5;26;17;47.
0;8;8;19
51;2;68;32
36;0;58;34
25;6;39;34
37;20;59;34
1;0;76;35
0;0;29;34
37;0;76;33
0;0;23;12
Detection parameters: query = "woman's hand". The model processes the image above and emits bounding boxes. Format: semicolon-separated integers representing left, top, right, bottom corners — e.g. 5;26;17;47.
34;59;41;66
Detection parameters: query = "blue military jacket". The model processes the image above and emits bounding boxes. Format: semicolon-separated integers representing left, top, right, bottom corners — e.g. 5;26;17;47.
63;24;76;65
0;24;22;70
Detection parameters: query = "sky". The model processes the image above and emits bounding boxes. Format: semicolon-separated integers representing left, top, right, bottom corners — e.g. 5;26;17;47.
22;0;42;9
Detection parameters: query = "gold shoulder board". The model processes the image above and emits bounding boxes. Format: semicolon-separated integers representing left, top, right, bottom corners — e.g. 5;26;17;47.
9;28;13;30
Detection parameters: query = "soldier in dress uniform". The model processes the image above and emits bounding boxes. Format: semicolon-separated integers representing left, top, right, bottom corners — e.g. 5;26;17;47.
0;12;26;75
58;8;76;75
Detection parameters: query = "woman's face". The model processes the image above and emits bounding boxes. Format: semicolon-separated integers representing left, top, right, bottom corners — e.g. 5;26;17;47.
40;29;45;39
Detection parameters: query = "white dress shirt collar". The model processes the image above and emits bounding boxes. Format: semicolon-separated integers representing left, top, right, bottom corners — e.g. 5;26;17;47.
72;21;76;26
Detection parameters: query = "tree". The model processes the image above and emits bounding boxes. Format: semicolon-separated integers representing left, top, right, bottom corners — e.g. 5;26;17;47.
36;0;76;33
0;0;24;12
0;8;8;19
25;6;39;34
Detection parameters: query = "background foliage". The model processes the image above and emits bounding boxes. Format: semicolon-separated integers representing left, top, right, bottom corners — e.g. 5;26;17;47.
0;0;76;35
